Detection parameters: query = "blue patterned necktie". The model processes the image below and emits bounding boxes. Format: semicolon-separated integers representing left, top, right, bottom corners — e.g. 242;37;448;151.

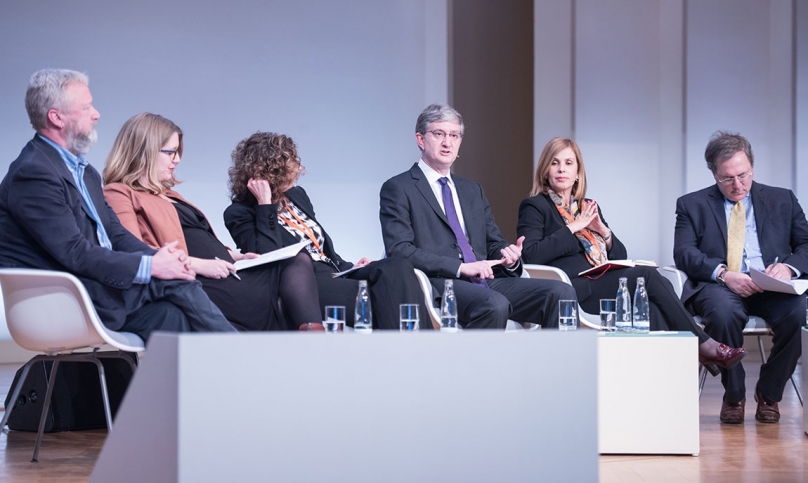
439;177;486;287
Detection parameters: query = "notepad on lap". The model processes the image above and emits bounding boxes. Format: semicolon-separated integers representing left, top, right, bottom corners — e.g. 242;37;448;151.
234;240;311;271
749;268;808;295
578;259;658;277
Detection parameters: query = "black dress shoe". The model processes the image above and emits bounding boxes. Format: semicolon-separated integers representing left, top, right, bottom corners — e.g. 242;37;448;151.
699;344;746;373
754;390;780;423
720;399;745;424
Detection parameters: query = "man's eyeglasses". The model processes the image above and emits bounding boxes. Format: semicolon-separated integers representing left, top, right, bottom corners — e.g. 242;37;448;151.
426;130;462;142
716;171;752;186
160;149;179;160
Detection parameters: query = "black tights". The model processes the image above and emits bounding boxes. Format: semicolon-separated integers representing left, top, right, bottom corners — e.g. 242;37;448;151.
277;251;322;328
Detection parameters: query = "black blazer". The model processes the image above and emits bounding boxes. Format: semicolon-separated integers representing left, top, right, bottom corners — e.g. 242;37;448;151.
673;181;808;304
0;135;155;330
379;163;519;279
516;193;627;301
224;186;352;272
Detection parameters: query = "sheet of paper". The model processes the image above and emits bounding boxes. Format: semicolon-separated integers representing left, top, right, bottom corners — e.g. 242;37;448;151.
749;268;808;295
234;240;311;271
332;265;362;278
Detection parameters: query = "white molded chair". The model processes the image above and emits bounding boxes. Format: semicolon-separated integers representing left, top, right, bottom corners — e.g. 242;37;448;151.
0;269;145;462
660;266;803;406
412;269;536;331
522;264;602;329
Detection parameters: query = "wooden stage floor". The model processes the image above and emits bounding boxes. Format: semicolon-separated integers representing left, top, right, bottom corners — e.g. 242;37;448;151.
1;358;805;482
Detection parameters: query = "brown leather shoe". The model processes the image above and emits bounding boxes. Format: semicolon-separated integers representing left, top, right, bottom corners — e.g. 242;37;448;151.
754;390;780;423
699;344;746;371
720;398;745;424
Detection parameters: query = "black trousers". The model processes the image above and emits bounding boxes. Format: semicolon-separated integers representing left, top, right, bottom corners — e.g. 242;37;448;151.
120;278;237;342
429;276;577;329
575;266;709;344
689;284;805;403
313;258;428;330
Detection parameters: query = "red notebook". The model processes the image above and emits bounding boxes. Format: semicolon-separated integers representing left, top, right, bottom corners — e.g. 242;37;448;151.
578;259;657;278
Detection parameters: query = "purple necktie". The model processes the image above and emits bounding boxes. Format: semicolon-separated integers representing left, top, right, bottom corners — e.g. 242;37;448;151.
439;177;487;287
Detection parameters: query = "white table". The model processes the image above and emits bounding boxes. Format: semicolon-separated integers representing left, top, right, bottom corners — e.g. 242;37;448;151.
598;331;700;455
91;331;599;482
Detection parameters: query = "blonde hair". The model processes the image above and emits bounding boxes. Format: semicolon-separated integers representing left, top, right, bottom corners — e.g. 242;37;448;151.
103;113;183;193
530;137;587;205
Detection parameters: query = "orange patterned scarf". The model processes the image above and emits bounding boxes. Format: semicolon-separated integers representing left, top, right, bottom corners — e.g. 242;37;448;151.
548;190;607;267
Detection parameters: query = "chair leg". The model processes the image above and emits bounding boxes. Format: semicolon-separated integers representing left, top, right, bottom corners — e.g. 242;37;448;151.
698;365;708;399
790;375;803;406
0;356;44;431
757;335;767;363
89;358;114;432
31;360;60;463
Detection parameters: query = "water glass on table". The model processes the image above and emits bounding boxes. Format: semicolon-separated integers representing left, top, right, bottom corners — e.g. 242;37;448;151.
599;299;616;331
324;306;345;333
558;300;578;331
400;304;420;332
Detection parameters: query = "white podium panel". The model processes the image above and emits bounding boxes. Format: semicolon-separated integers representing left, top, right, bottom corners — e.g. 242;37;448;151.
91;331;598;482
598;332;700;455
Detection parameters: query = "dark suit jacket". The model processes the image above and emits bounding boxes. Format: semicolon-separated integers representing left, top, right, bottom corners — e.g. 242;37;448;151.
224;186;352;272
379;163;519;279
516;193;627;301
0;135;156;330
673;181;808;304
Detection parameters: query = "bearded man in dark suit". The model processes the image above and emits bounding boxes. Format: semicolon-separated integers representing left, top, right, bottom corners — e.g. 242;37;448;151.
379;103;575;329
0;69;235;341
674;131;808;424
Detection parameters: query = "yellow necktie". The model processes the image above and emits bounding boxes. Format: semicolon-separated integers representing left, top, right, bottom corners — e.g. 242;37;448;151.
726;201;745;272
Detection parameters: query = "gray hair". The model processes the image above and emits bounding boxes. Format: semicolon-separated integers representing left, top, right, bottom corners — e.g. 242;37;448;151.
704;131;754;173
25;69;89;131
415;103;465;136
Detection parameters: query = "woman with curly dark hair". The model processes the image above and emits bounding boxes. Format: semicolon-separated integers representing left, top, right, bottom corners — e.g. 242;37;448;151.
225;132;428;330
103;114;324;332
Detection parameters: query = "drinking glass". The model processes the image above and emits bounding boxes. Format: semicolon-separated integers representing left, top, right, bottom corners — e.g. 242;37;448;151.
558;300;578;331
399;304;420;332
599;299;616;331
324;306;345;333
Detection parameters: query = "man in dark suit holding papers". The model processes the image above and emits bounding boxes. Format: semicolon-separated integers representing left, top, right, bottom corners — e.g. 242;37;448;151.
674;131;808;424
379;104;575;329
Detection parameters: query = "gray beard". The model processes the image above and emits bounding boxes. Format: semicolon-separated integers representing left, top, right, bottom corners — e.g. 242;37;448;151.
65;127;98;155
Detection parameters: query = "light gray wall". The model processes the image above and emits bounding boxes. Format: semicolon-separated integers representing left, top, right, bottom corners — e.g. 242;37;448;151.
0;0;448;340
534;0;805;267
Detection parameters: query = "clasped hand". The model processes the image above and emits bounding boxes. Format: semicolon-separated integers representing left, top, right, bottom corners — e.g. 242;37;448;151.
568;200;608;236
151;241;195;281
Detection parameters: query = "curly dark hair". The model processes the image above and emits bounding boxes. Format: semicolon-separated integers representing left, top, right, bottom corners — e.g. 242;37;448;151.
228;132;302;205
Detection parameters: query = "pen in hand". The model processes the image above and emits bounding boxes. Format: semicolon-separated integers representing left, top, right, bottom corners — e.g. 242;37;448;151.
765;256;779;275
215;257;241;280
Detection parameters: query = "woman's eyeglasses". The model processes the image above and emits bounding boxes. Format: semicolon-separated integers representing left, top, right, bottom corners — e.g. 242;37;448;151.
160;149;179;160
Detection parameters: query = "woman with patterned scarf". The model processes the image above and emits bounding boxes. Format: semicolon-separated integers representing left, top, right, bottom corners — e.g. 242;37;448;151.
517;137;744;374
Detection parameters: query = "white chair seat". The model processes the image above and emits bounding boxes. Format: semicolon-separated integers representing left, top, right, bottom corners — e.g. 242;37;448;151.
0;268;145;461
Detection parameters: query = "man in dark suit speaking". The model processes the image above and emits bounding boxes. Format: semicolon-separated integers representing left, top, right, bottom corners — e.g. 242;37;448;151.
0;69;236;340
674;131;807;424
380;104;575;329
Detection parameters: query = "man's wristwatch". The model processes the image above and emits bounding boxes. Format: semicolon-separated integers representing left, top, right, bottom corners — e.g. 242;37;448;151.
716;268;728;287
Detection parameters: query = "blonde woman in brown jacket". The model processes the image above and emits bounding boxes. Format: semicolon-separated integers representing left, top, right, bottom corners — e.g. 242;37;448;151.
103;113;323;331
